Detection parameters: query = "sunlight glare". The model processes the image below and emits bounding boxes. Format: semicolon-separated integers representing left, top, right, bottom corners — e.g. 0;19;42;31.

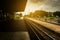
20;17;24;19
24;0;44;15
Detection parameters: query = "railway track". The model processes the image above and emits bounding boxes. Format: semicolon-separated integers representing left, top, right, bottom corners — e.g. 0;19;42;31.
24;19;60;40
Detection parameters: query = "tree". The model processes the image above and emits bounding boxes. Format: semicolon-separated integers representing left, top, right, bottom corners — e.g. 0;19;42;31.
19;13;22;17
53;11;60;17
26;10;48;18
33;10;48;17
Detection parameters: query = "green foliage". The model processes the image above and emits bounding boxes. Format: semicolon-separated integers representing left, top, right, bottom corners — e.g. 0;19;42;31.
33;10;48;17
53;11;60;17
19;13;22;17
27;10;48;18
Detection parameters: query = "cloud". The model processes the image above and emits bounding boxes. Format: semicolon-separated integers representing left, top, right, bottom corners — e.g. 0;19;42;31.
44;0;60;11
30;0;60;11
25;0;60;14
29;0;44;3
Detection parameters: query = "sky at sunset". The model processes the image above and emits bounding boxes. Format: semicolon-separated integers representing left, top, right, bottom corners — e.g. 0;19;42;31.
24;0;60;15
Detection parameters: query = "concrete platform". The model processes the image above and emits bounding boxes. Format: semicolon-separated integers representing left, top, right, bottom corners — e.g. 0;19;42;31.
0;32;30;40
